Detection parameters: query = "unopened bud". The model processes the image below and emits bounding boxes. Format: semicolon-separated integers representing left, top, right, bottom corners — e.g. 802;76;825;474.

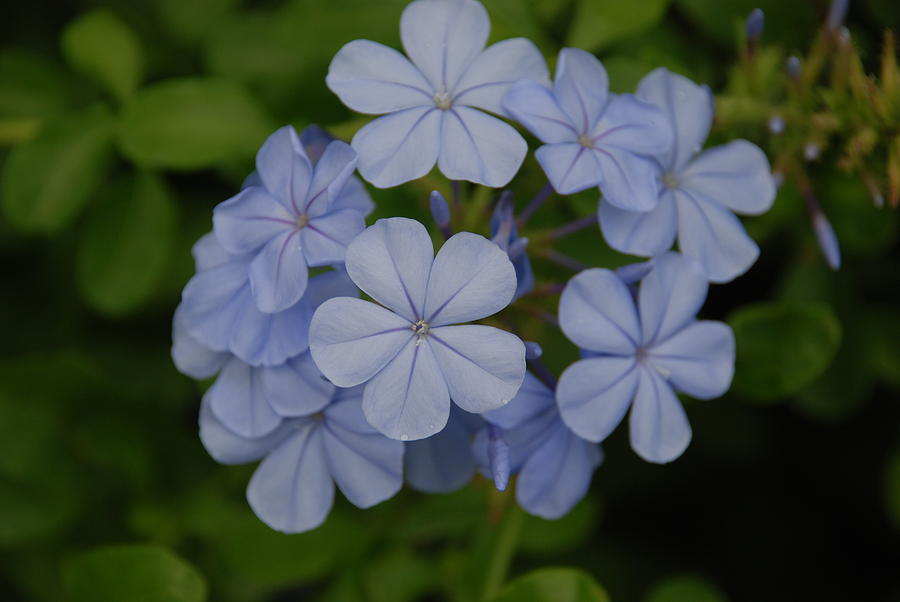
524;341;543;360
768;115;785;135
786;55;802;79
429;191;450;228
804;143;821;161
745;9;765;40
812;211;841;270
826;0;849;31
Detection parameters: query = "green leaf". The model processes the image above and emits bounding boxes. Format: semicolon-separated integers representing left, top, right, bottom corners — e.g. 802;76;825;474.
518;497;600;557
491;568;610;602
1;104;114;233
156;0;240;43
76;171;177;315
117;77;273;170
729;302;842;402
61;10;143;102
0;50;70;119
645;574;727;602
362;547;436;602
62;544;207;602
675;0;816;48
566;0;670;51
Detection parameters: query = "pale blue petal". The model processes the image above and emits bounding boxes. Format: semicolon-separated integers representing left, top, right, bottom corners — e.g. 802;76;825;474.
302;209;366;267
208;357;282;438
259;352;334;417
674;189;760;283
363;338;451;440
556;356;640;443
535;142;602;195
486;423;510;490
248;230;308;313
180;260;251;353
428;325;525;413
255;126;313;212
323;397;404;508
648;320;735;399
400;0;488;92
503;80;578;144
405;406;481;493
638;251;708;345
213;187;295;255
352;106;441;188
229;291;314;366
331;176;375;216
191;232;232;272
305;141;359;217
553;48;609;133
593;93;672;158
424;232;516;326
299;125;335;163
241;170;262;190
247;424;335;533
309;297;413;387
813;211;841;270
558;268;640;355
303;268;359;310
326;39;433;113
344;217;433;321
599;194;677;257
679;140;776;215
171;304;229;379
437;107;527;187
517;423;601;519
198;397;291;465
595;147;662;212
629;366;691;464
453;38;550;115
636;68;713;171
483;372;553;430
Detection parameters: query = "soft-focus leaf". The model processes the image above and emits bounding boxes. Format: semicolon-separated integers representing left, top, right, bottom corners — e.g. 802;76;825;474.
0;50;70;119
729;302;842;402
820;172;898;256
567;0;670;51
76;171;177;315
62;544;207;602
61;10;143;101
157;0;240;43
675;0;816;47
117;77;272;169
518;497;600;557
363;546;437;602
1;104;113;233
491;567;610;602
645;574;727;602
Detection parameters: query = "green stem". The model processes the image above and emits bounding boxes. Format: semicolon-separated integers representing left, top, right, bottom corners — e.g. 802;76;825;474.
480;503;524;601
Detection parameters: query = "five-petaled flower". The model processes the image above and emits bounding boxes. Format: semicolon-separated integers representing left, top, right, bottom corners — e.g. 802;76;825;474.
598;68;776;283
503;48;672;212
309;217;526;441
555;253;735;464
326;0;549;188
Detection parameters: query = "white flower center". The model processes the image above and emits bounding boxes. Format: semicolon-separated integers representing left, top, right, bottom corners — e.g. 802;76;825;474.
433;91;453;110
296;213;309;229
411;319;431;344
577;133;594;148
662;171;679;189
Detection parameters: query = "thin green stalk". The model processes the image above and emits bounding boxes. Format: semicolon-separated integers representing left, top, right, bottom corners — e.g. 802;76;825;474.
479;502;525;601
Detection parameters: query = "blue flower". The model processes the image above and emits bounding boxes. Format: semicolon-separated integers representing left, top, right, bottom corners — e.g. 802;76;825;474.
555;253;735;464
503;48;672;211
490;196;534;300
213;125;366;313
326;0;548;188
404;406;483;493
199;385;404;534
309;217;526;441
474;373;602;519
178;233;356;366
599;68;776;283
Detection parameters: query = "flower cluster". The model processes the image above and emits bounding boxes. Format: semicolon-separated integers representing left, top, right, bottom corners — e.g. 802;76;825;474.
173;0;774;532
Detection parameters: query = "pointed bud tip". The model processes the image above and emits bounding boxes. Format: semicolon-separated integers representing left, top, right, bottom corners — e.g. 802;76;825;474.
812;212;842;270
746;9;765;39
524;341;543;360
786;56;802;78
429;190;451;228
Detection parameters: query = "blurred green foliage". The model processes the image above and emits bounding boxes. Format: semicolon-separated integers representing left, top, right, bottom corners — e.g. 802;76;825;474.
1;0;898;600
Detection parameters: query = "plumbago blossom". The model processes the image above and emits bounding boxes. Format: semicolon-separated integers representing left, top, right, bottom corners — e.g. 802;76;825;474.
172;0;763;534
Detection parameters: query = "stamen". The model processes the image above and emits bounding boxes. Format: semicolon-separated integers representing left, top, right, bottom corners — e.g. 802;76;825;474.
577;133;594;148
433;91;453;110
296;213;309;229
662;171;679;189
411;319;430;344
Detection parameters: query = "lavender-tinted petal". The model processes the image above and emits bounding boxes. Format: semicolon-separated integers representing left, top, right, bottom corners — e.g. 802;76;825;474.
453;38;549;115
483;372;553;430
558;268;640;355
556;356;640;443
181;260;251;352
208;357;282;438
198;396;291;465
305;141;358;218
812;211;841;270
437;107;527;187
241;170;262;191
423;231;516;326
363;338;451;440
259;352;334;417
213;187;294;255
674;190;760;283
636;68;713;171
352;106;441;188
322;400;404;508
255;126;313;210
638;251;708;345
344;217;433;322
326;39;434;114
400;0;489;92
679;140;776;215
629;366;691;463
517;423;601;519
309;297;413;387
302;209;366;267
486;423;511;491
299;125;335;164
648;321;735;399
405;406;480;493
553;48;609;133
172;304;229;379
303;268;359;310
593;93;672;157
247;424;335;534
503;80;577;144
230;296;313;367
192;232;232;271
598;194;677;257
594;147;662;212
535;142;603;195
330;176;375;216
247;230;308;313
